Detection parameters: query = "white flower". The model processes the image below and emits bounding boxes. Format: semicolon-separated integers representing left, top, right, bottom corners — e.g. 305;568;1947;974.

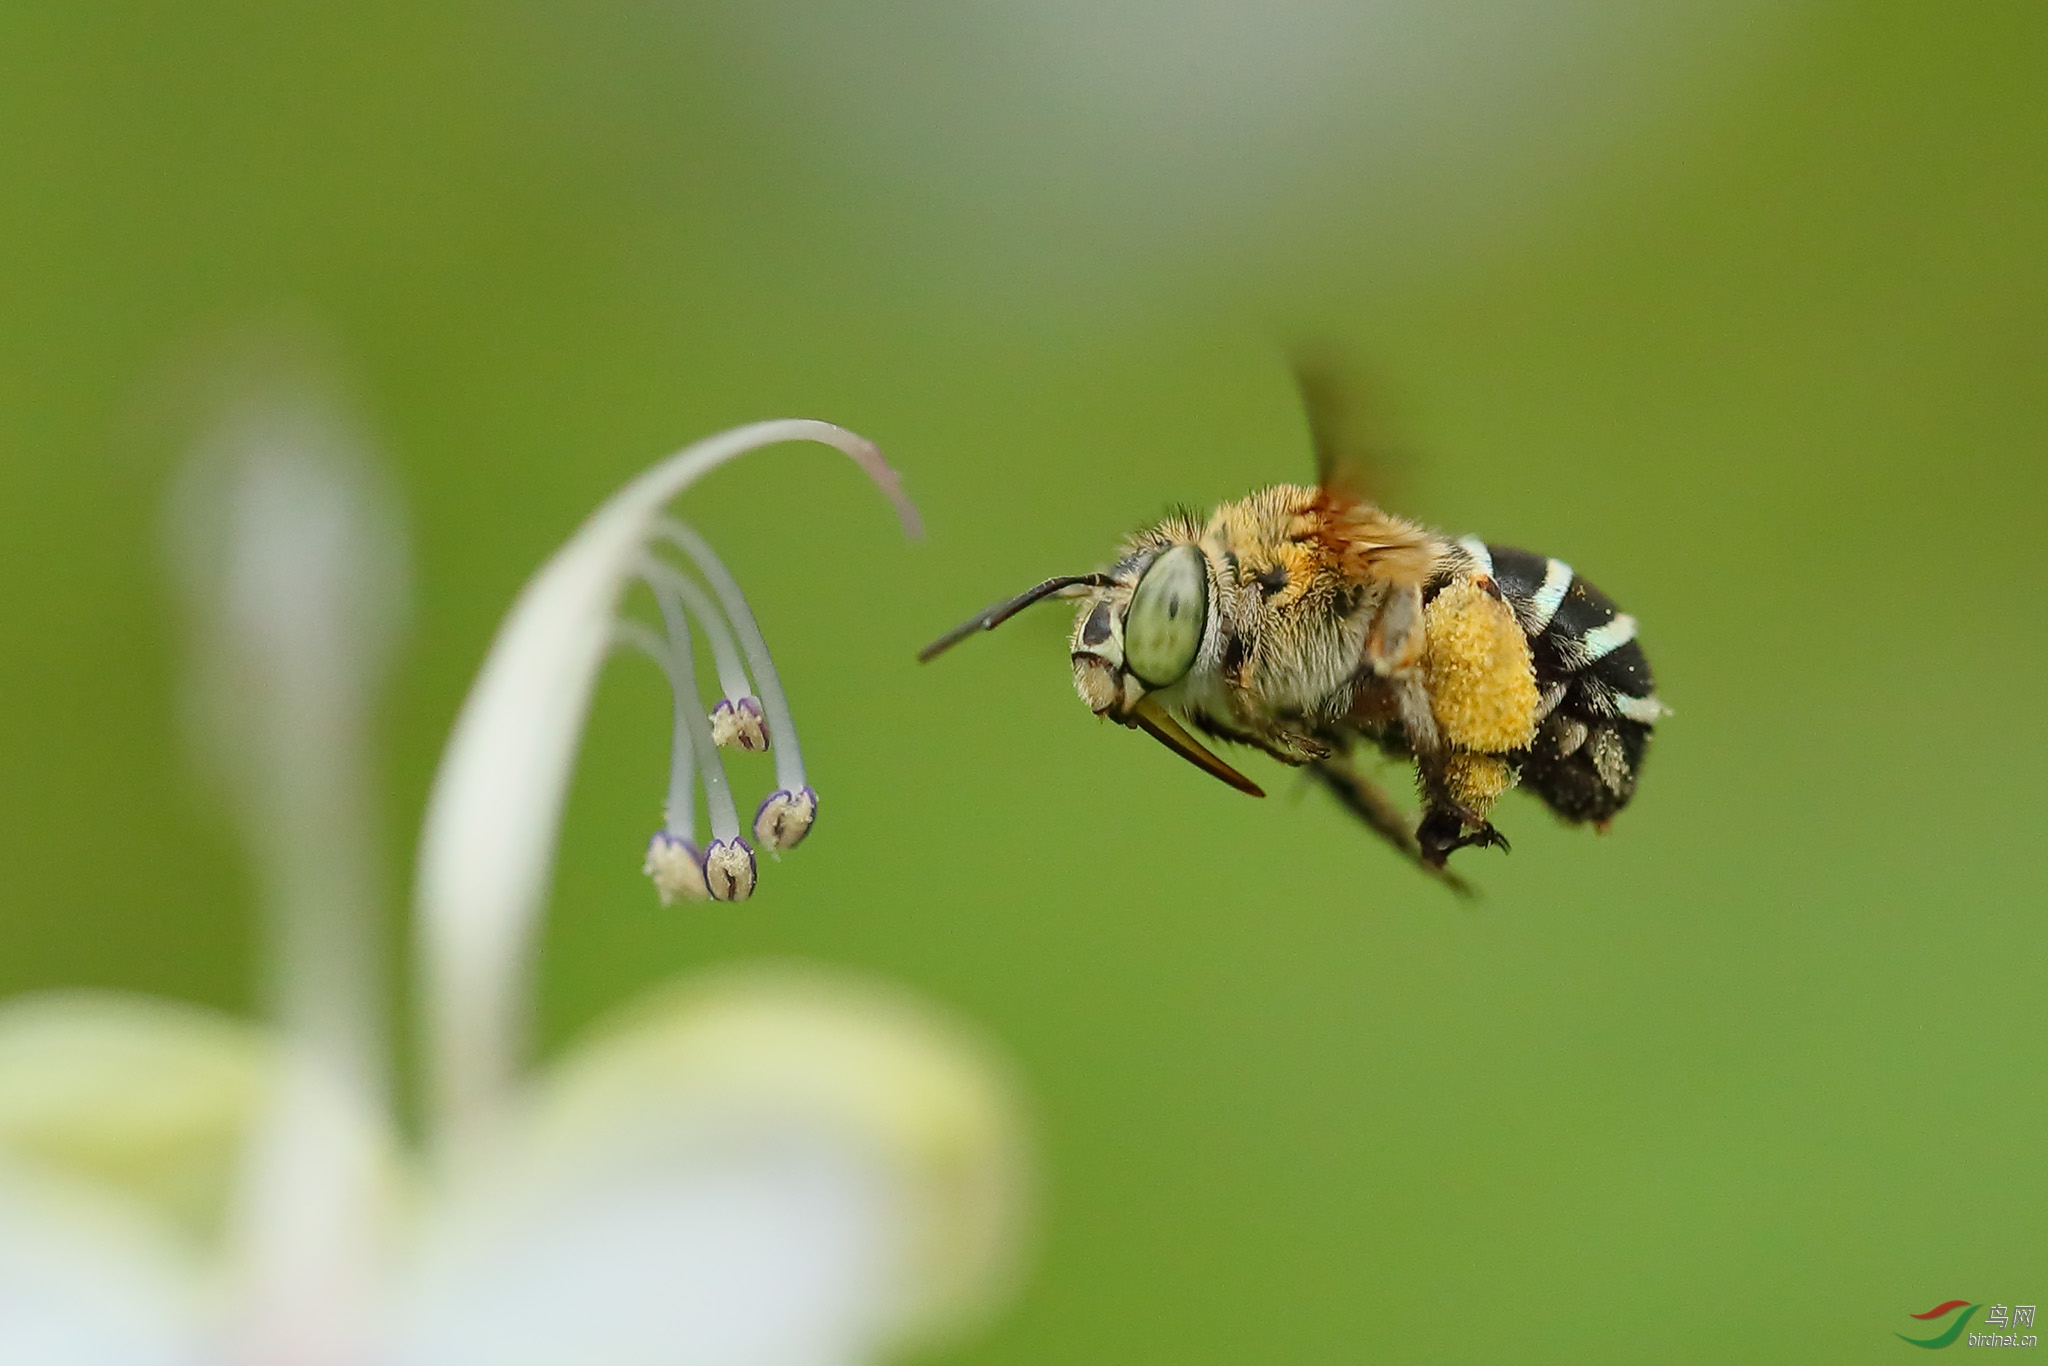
0;387;1024;1366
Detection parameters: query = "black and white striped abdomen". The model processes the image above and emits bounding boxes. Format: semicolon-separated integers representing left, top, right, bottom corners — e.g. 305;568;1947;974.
1457;538;1666;824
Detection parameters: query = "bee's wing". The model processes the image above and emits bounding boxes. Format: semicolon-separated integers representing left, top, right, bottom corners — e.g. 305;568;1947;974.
1291;349;1409;510
1292;348;1441;608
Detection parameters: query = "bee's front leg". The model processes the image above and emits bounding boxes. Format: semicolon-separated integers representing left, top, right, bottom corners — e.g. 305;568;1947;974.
1256;727;1332;765
1207;676;1332;766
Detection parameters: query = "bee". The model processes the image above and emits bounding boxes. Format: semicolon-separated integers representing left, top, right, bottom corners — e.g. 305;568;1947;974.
920;366;1667;886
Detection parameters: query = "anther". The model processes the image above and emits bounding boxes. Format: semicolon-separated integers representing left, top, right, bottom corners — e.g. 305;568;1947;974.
753;786;818;852
710;697;770;752
656;518;815;828
703;838;758;901
643;830;709;905
624;569;755;902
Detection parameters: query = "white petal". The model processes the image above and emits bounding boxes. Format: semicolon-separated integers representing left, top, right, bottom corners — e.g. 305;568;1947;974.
392;1135;895;1366
0;993;408;1365
0;995;232;1364
0;992;272;1242
219;1049;404;1366
395;966;1030;1365
0;1165;205;1366
415;422;917;1145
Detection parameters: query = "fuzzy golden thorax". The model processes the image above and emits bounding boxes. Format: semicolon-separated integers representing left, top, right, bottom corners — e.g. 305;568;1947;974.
1200;486;1448;725
1194;487;1363;723
1064;485;1465;773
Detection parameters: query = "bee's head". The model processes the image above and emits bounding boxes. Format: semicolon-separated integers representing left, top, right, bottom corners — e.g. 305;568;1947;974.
920;535;1261;796
1068;543;1212;717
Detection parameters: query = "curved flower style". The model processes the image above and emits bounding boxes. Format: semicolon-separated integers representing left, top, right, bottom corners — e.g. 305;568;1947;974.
0;395;1024;1366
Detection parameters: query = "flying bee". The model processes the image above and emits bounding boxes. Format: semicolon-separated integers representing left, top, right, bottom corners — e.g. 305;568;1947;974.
920;365;1667;886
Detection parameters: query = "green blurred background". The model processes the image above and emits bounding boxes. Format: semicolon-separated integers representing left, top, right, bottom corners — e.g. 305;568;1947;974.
3;1;2043;1360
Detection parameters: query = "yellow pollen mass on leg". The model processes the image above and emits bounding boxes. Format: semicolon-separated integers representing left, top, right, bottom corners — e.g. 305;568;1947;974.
1441;752;1518;819
1422;580;1540;753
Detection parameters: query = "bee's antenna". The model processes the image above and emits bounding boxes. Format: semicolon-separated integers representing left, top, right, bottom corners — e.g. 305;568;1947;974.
918;574;1117;662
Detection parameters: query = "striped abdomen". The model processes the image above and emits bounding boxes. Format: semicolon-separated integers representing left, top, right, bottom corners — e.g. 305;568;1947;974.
1457;538;1666;824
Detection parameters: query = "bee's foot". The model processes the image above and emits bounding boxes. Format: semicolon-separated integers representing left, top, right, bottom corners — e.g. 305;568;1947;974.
1416;809;1511;866
1463;823;1511;855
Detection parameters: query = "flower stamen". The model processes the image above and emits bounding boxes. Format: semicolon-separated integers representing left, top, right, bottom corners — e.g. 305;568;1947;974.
613;620;710;904
654;518;816;852
623;577;758;905
640;558;770;752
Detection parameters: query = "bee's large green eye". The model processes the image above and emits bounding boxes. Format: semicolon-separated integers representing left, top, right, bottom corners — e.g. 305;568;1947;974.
1124;544;1208;687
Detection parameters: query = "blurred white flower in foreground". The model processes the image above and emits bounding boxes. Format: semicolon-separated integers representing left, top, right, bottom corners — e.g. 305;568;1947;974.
0;385;1024;1365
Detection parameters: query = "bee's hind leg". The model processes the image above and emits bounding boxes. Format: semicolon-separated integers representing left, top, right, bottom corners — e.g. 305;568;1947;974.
1416;807;1509;865
1309;755;1473;895
1415;754;1517;868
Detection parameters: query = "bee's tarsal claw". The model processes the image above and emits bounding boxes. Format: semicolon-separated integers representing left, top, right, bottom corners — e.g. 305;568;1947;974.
1417;809;1510;865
